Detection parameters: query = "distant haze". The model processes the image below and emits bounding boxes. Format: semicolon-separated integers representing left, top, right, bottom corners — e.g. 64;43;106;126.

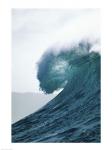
12;92;56;123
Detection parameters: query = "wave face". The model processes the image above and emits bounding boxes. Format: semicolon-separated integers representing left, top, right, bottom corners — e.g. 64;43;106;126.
12;43;100;143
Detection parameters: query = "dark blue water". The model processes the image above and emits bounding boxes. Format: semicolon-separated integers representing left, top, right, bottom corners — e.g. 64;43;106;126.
12;51;100;143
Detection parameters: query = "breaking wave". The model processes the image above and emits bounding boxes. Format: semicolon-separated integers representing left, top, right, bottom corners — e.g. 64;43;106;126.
12;40;101;142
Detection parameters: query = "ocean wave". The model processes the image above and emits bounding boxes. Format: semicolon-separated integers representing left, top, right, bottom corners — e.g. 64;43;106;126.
12;41;100;142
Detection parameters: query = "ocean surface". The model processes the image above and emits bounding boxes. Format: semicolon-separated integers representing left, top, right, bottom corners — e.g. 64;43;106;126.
12;43;100;143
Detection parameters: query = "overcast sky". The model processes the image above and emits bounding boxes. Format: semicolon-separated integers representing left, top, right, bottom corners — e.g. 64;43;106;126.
12;9;100;93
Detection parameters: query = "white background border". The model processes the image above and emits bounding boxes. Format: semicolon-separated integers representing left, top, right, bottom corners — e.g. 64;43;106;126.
0;0;112;149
